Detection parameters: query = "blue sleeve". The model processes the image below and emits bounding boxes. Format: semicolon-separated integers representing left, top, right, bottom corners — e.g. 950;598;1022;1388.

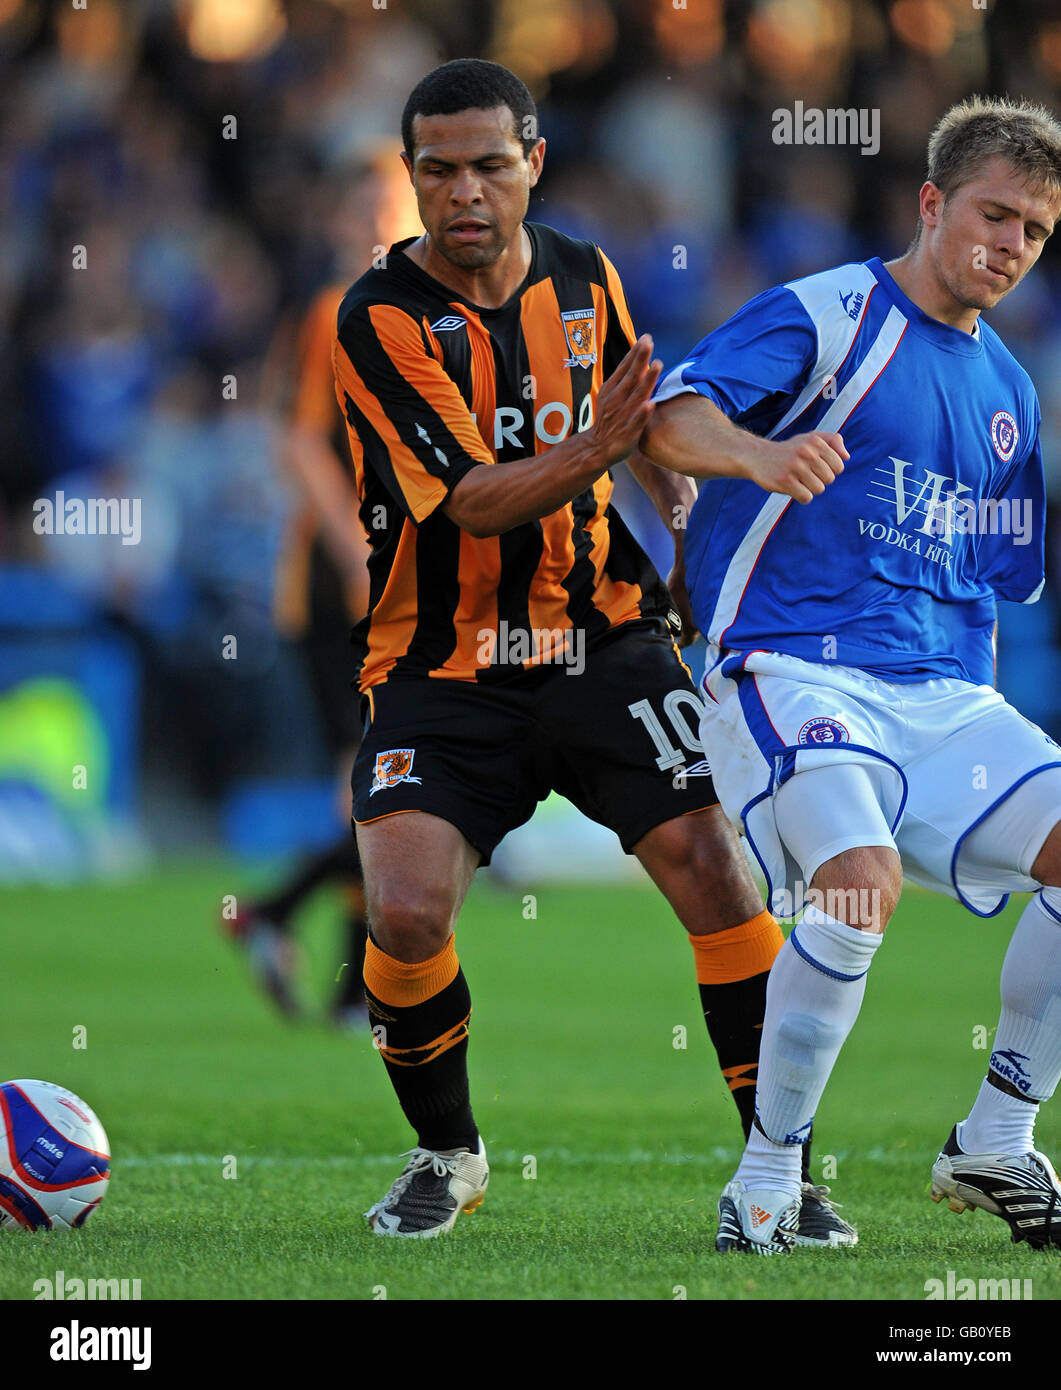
654;284;819;424
978;428;1045;604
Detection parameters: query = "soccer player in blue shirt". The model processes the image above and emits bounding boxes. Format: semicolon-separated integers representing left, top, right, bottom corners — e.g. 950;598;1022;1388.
641;96;1061;1252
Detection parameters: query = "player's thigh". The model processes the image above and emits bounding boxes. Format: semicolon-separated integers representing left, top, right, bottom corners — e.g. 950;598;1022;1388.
353;678;542;858
699;668;901;916
958;766;1061;893
900;690;1061;913
774;761;899;890
356;811;480;960
537;620;718;853
352;679;543;955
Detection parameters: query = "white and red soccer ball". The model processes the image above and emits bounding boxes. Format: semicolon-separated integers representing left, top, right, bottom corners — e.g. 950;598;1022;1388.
0;1080;109;1230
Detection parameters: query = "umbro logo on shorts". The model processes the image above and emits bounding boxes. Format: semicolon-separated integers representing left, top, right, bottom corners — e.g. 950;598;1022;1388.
370;748;423;795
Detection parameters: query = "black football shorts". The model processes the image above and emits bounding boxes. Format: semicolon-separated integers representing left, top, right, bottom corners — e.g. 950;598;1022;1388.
352;619;719;865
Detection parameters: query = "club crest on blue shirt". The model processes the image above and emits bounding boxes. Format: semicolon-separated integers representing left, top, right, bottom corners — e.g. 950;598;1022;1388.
990;410;1019;463
797;717;849;746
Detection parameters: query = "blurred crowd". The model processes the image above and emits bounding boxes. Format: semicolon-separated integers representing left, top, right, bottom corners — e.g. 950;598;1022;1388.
3;0;1061;839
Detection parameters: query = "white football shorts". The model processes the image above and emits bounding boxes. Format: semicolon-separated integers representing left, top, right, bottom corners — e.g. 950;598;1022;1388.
700;649;1061;918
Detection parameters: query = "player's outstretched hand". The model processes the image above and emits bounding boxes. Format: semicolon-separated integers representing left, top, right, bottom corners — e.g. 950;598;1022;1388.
589;335;663;466
745;430;848;503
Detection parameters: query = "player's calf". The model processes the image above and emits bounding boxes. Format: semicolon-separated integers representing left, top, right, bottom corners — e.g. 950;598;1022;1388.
355;815;484;1227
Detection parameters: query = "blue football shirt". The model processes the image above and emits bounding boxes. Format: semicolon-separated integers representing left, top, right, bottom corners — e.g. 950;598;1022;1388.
656;257;1045;685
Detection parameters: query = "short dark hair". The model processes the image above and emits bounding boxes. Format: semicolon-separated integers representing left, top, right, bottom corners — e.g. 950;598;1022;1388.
401;59;538;160
913;95;1061;242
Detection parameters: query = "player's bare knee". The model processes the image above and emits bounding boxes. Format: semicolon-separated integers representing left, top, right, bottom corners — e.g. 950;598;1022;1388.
811;846;901;930
368;889;453;962
642;808;738;882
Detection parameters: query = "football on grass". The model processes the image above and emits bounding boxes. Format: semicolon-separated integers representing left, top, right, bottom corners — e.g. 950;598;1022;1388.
0;1079;110;1230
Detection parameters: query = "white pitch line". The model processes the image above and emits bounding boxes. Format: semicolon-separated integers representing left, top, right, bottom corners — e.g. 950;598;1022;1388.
115;1147;921;1169
117;1150;728;1169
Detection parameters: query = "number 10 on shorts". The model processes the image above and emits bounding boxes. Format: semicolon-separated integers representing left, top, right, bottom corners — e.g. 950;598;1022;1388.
628;691;710;771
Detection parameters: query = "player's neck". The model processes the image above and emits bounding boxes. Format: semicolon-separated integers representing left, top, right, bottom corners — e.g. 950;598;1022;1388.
883;252;981;336
404;225;532;310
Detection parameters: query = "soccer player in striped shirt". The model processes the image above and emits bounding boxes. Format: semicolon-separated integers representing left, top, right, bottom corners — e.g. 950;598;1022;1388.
334;59;851;1242
642;96;1061;1253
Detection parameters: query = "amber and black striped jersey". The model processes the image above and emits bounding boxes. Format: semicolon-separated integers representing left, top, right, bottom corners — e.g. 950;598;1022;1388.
333;221;673;692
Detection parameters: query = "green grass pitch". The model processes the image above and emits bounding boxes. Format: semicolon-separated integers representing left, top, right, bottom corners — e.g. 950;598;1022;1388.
3;864;1060;1302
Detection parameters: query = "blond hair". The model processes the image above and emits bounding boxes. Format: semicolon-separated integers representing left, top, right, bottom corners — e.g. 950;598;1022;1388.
911;96;1061;241
932;95;1061;192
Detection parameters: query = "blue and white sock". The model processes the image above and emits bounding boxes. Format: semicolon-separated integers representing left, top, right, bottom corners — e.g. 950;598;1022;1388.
736;906;882;1198
959;887;1061;1155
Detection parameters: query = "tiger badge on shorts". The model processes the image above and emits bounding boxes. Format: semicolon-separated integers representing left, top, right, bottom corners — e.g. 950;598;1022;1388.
370;748;423;795
561;309;597;369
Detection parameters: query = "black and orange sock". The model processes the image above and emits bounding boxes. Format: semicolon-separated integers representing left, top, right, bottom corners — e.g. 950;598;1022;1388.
363;935;478;1153
690;912;815;1181
690;910;782;1135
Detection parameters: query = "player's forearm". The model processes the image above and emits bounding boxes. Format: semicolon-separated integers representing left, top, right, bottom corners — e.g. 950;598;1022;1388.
625;447;697;550
284;426;369;576
639;395;767;481
443;433;610;537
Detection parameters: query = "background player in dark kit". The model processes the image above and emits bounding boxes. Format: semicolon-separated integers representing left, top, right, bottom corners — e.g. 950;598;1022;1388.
224;152;418;1027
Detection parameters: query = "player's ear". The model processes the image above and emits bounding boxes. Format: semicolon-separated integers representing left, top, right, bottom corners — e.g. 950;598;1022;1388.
400;150;415;188
919;179;944;230
526;138;545;189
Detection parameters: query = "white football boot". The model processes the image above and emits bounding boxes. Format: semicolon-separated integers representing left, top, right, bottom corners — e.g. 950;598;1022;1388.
366;1140;489;1238
715;1178;800;1254
931;1125;1061;1249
